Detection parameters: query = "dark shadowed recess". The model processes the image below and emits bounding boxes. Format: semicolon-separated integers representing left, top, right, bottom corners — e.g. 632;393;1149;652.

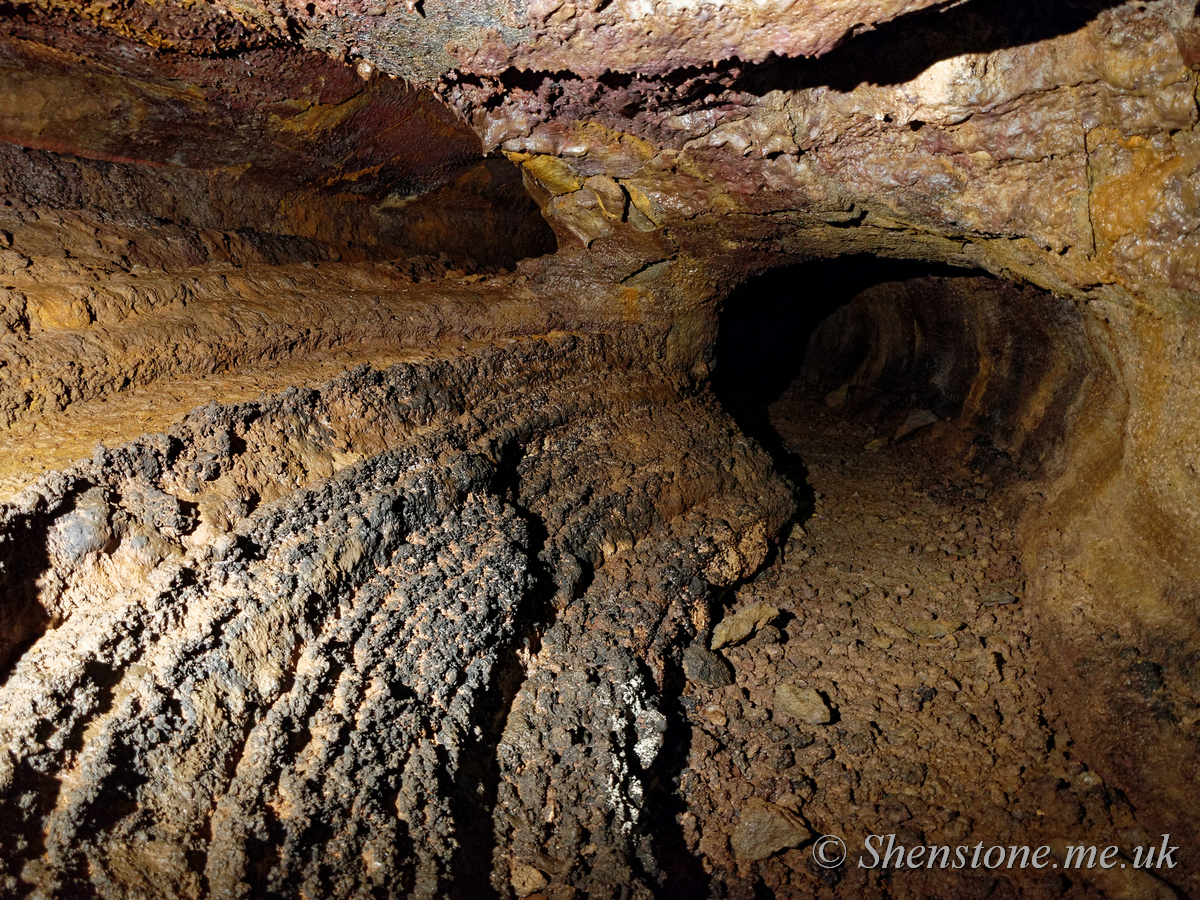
0;504;54;687
711;256;980;502
0;18;558;274
733;0;1131;94
376;156;559;274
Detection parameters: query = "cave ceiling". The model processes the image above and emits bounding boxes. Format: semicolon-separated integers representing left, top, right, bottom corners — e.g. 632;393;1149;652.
3;0;1197;298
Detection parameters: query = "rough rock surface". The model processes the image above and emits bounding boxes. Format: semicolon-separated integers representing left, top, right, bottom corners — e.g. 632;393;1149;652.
712;601;780;651
0;332;791;898
3;0;1200;896
673;380;1176;899
730;798;812;863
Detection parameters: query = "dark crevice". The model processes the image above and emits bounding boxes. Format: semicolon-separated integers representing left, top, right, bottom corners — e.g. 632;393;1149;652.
732;0;1131;94
447;441;560;899
0;761;62;899
0;497;68;686
643;658;707;899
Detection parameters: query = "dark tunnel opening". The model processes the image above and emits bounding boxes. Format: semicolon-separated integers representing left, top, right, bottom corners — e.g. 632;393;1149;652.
712;255;983;417
711;255;983;501
711;253;1102;502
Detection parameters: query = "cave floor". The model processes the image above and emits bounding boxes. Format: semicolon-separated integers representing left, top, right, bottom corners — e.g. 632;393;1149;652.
669;381;1167;900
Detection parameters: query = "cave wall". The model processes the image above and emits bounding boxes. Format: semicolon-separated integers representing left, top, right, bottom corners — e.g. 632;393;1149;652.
2;0;1200;896
1022;289;1200;864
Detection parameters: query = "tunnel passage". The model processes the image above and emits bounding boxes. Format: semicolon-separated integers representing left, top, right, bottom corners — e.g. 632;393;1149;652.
712;256;982;496
4;0;1200;895
688;260;1188;897
712;256;1098;487
691;256;1200;897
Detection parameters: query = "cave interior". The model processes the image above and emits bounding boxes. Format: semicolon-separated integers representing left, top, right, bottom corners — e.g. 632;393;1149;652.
1;0;1199;898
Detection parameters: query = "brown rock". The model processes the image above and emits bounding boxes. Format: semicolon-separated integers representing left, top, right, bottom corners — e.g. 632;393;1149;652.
774;684;831;725
906;620;962;640
894;409;938;442
510;863;549;897
731;797;812;862
712;601;780;650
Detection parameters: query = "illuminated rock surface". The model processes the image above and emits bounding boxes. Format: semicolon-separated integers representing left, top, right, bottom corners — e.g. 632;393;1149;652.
1;0;1199;897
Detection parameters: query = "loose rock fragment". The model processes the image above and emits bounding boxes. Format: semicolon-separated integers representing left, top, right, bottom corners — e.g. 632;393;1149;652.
895;409;938;442
731;797;812;861
824;384;848;408
682;643;734;687
980;590;1019;607
712;600;780;649
906;619;962;640
775;683;832;724
510;863;549;897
